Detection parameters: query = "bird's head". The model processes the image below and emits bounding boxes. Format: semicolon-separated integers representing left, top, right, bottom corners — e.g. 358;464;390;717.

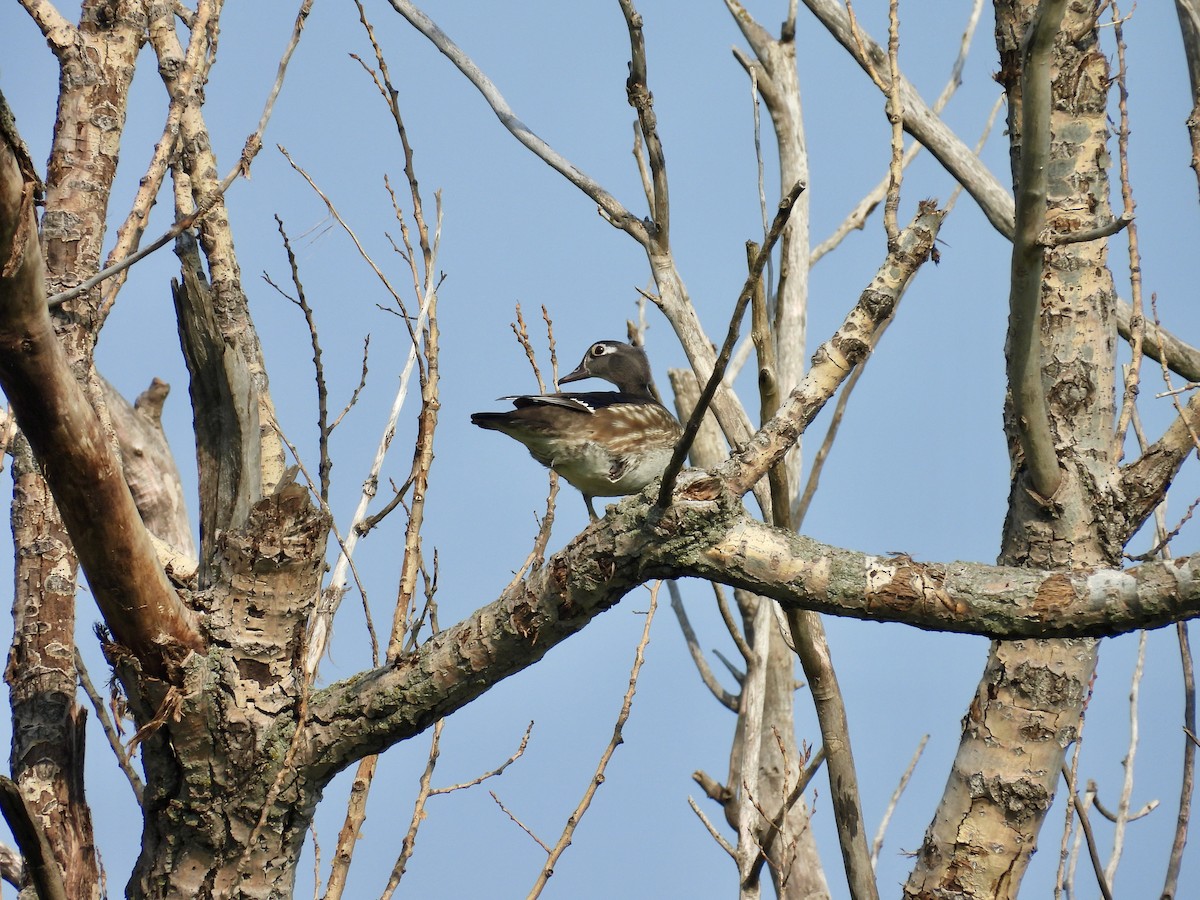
560;340;655;397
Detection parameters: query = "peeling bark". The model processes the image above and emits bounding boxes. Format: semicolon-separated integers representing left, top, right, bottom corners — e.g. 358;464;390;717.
906;3;1120;895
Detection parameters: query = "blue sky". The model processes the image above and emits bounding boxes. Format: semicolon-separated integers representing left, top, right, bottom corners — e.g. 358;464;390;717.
3;1;1200;897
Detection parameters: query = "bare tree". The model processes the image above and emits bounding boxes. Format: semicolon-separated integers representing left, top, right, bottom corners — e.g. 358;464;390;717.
0;1;1199;898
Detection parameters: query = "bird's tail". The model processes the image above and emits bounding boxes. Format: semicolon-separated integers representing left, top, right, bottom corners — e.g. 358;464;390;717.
470;412;507;431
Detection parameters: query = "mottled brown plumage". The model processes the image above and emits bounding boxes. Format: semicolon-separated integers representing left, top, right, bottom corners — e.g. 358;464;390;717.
471;341;682;519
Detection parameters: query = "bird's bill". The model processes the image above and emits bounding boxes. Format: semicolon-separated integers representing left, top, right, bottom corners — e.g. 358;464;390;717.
559;363;590;385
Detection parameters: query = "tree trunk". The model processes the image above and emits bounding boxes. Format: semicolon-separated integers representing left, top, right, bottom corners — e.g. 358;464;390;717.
127;480;329;900
906;3;1117;895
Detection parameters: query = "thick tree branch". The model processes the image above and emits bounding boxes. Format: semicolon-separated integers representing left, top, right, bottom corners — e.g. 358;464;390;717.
171;235;261;586
1118;300;1200;384
1007;0;1068;502
303;486;1200;774
723;201;944;494
17;0;74;55
0;113;202;677
1117;389;1200;537
0;776;66;900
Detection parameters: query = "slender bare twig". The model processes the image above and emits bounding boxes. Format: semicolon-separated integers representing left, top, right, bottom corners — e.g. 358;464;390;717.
1106;626;1148;883
1165;620;1196;899
688;795;737;858
656;180;805;508
266;216;331;500
871;734;927;869
382;720;533;897
527;582;660;899
713;583;754;667
816;0;984;264
1089;786;1157;823
430;722;534;795
303;198;441;677
74;648;144;806
377;722;440;900
793;315;892;528
309;824;321;900
386;0;647;242
1061;764;1116;900
668;581;739;711
494;304;560;591
1108;7;1147;468
491;791;550;854
328;336;371;433
619;0;669;242
271;419;381;668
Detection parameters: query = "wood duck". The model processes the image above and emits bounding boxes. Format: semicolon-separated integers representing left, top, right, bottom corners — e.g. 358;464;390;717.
471;340;683;520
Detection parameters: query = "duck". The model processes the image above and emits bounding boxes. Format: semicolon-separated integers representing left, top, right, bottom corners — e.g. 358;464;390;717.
471;340;683;520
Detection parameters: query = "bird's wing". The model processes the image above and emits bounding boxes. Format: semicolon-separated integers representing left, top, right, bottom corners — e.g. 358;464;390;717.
500;393;598;414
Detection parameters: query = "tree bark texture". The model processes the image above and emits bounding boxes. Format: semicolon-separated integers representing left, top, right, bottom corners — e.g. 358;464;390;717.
4;4;1200;899
906;3;1119;896
4;4;148;894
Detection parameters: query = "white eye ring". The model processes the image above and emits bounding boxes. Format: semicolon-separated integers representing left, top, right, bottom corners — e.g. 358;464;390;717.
591;343;610;357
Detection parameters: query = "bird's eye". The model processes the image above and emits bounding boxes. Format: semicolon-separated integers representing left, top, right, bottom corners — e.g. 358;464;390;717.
591;343;608;357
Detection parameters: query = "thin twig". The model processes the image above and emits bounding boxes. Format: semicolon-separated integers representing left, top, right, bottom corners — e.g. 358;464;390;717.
377;722;441;900
328;336;371;433
74;648;144;806
303;195;442;677
1061;764;1116;900
668;581;739;711
619;0;669;243
491;791;550;854
713;583;754;666
1105;628;1148;884
1164;621;1196;898
527;582;660;899
273;419;382;669
656;180;805;507
386;0;647;242
267;216;331;500
871;734;927;869
688;795;737;858
430;722;534;795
